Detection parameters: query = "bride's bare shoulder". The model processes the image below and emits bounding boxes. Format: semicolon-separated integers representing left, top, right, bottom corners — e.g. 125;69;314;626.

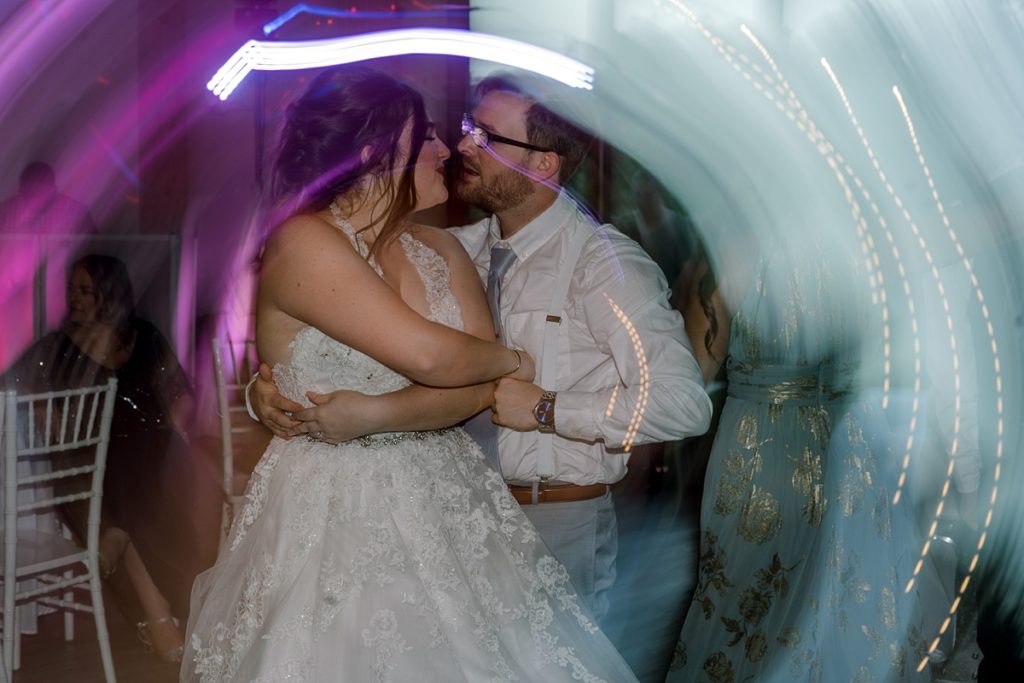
263;212;353;261
267;212;332;242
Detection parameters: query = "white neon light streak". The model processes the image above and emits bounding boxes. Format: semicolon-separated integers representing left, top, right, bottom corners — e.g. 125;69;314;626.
667;2;895;351
818;60;968;674
663;7;907;501
831;66;961;583
891;84;1004;674
605;383;620;419
207;28;595;100
818;58;925;509
665;4;965;675
604;294;649;453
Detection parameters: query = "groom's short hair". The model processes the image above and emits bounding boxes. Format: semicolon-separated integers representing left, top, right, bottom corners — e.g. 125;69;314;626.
474;75;594;184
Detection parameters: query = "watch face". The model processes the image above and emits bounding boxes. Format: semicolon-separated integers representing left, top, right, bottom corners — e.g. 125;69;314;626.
533;399;555;425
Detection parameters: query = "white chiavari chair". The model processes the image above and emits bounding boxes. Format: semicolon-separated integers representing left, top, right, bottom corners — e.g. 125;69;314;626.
210;337;260;550
1;378;119;681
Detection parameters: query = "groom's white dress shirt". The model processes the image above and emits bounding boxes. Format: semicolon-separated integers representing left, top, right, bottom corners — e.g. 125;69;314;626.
451;192;712;486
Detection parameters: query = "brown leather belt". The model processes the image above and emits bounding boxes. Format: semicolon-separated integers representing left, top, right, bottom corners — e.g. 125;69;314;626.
506;482;609;505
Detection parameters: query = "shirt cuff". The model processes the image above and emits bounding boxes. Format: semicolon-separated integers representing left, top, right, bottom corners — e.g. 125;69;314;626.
552;390;600;442
244;372;260;422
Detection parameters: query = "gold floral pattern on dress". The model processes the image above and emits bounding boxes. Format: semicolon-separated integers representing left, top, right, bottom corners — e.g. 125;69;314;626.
713;450;751;516
790;648;819;680
838;467;864;517
719;553;797;667
861;624;885;661
737;587;771;627
849;665;876;683
702;651;735;683
713;433;769;519
838;558;873;606
889;639;907;676
744;631;768;663
792;445;827;528
782;270;805;352
880;585;897;632
822;543;879;642
805;484;827;528
737;414;760;450
776;626;801;650
797;405;832;450
872;487;892;540
738;486;782;544
732;313;762;365
838;438;879;518
847;414;867;448
691;530;735;621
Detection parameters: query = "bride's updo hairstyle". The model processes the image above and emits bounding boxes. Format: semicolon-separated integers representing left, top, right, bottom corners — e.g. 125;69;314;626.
272;65;429;252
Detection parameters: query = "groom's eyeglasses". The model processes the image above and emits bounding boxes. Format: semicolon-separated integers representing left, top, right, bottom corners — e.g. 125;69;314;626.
461;114;552;153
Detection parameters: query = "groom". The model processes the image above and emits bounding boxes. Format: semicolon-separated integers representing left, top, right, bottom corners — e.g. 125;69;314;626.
249;75;712;621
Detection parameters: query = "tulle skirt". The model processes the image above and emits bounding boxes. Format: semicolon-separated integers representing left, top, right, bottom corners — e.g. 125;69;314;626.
181;428;637;683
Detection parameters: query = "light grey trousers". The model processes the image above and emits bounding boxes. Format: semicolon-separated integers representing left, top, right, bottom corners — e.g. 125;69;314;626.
519;490;618;623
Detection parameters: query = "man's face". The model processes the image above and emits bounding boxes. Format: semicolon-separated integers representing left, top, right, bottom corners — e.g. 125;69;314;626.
455;91;535;214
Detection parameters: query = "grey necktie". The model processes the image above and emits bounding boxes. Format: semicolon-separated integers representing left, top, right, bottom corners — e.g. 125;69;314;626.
465;244;516;472
486;245;517;342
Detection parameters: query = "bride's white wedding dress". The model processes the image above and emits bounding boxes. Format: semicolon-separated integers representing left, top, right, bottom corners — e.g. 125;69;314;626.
181;221;637;682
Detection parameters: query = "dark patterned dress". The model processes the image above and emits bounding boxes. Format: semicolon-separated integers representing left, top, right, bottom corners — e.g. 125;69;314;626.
4;320;214;624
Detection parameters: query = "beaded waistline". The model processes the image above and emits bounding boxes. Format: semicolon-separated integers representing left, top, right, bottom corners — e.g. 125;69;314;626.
308;427;457;449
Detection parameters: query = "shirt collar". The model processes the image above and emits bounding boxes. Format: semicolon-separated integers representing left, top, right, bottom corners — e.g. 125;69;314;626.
487;191;576;263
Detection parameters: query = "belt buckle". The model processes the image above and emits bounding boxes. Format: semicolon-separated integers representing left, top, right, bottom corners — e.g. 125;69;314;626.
532;476;550;505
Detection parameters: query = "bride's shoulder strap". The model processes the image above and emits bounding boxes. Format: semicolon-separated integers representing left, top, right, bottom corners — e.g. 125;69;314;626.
398;226;457;320
402;224;492;338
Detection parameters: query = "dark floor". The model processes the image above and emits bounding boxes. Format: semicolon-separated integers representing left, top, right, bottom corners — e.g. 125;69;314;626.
11;435;984;683
10;560;984;683
13;606;180;683
12;554;982;683
932;579;983;683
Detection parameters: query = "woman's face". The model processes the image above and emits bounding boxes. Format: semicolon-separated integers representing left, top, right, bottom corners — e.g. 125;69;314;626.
405;119;451;212
66;267;98;325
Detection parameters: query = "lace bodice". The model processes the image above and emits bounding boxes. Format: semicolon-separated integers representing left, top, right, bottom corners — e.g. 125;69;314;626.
274;223;464;407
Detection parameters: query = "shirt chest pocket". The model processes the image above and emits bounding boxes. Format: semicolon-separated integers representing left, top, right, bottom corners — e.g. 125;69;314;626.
504;309;572;389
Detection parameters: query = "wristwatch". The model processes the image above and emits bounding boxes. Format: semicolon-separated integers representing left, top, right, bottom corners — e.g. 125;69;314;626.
533;390;557;434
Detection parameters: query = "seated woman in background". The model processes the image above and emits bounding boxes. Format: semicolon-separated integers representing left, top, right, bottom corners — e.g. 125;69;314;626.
3;253;214;663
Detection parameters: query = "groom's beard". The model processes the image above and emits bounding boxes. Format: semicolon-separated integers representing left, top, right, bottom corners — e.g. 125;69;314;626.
456;161;532;215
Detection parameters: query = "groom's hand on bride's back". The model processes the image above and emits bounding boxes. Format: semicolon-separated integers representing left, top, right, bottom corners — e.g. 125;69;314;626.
252;362;304;438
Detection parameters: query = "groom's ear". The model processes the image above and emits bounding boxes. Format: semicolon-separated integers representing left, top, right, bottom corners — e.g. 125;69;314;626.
533;151;561;184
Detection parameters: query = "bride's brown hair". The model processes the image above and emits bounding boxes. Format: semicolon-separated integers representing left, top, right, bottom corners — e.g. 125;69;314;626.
272;65;429;254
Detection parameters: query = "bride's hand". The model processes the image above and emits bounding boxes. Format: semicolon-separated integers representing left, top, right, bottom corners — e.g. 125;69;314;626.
507;348;535;383
291;389;380;444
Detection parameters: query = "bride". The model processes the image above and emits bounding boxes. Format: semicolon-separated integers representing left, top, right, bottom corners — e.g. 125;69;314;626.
181;65;637;682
